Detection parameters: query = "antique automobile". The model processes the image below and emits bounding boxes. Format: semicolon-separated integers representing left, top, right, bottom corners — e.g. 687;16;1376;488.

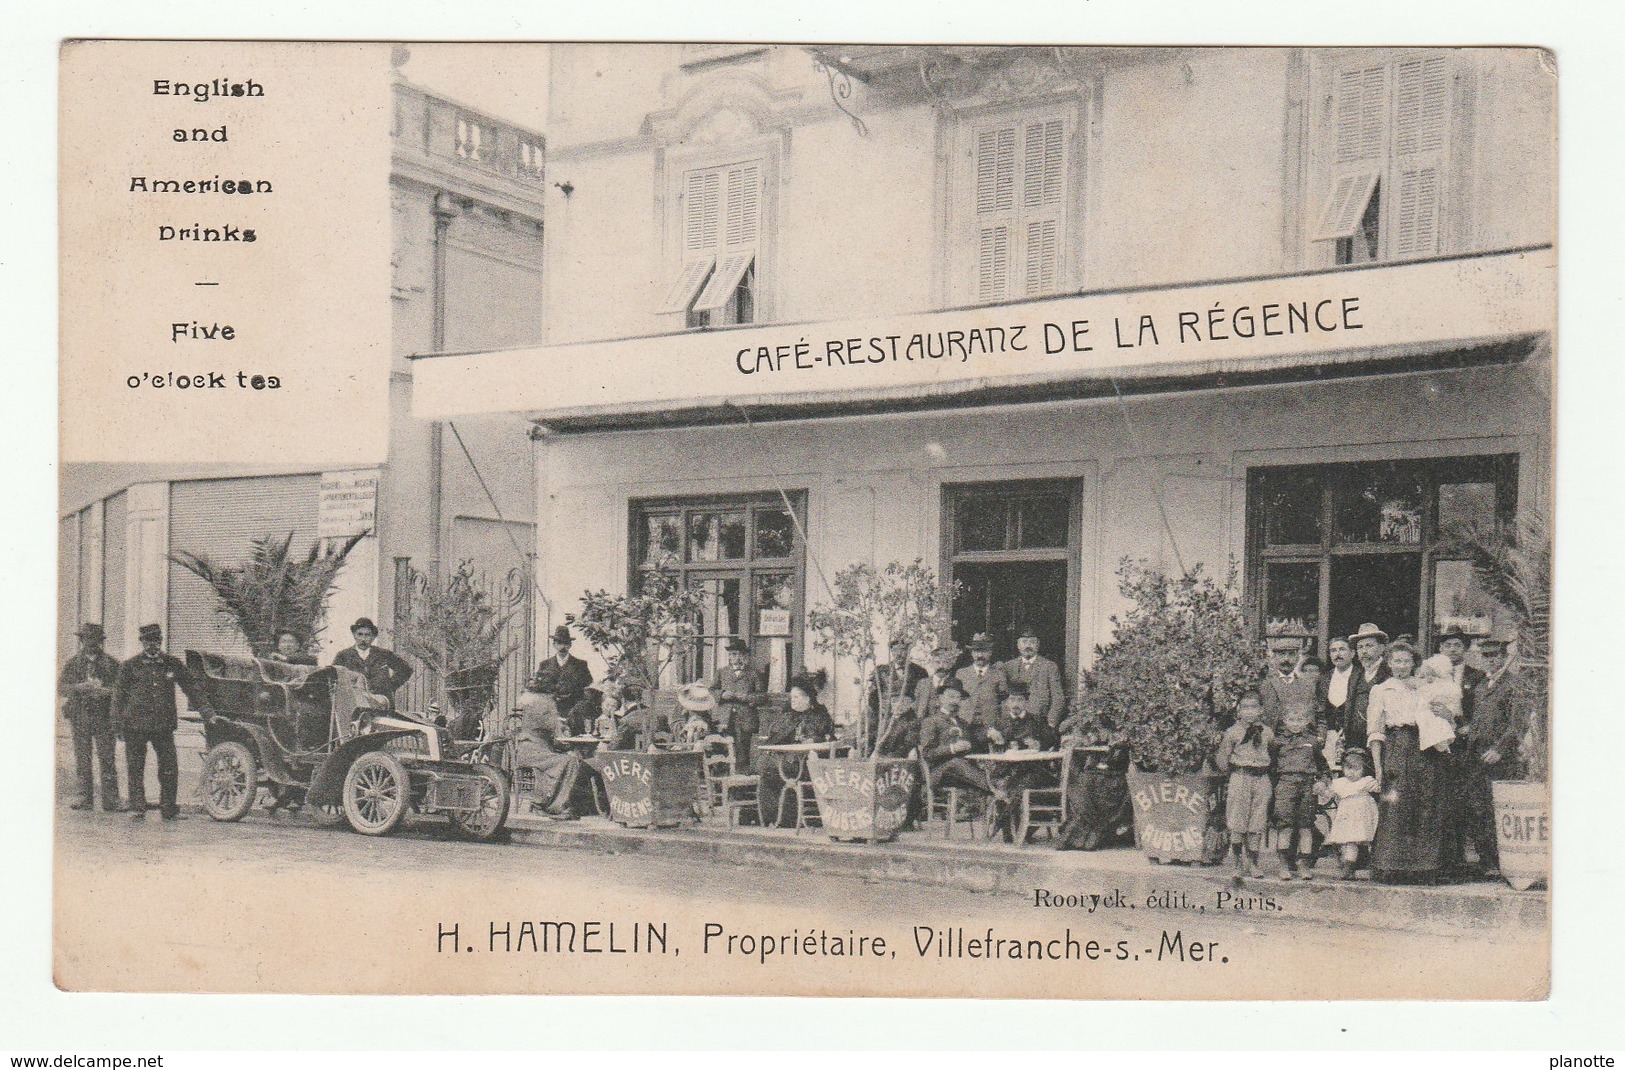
185;650;510;840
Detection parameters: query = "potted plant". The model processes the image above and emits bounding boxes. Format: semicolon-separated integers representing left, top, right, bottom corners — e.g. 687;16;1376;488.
1455;515;1551;891
806;560;956;843
1081;559;1264;863
171;530;367;658
567;561;707;828
396;560;525;740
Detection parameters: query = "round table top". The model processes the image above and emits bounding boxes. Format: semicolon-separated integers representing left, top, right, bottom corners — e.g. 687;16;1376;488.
967;749;1066;763
757;741;850;754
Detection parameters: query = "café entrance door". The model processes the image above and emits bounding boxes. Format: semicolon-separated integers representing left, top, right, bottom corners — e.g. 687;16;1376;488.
942;479;1081;671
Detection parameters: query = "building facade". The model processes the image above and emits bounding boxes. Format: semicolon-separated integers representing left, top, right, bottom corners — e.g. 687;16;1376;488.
414;45;1554;714
60;80;547;689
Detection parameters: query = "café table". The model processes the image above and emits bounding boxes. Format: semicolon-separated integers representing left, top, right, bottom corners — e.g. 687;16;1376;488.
968;750;1066;842
756;740;853;829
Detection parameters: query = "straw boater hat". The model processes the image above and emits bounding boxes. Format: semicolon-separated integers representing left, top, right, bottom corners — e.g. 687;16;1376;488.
677;682;718;712
1347;623;1389;644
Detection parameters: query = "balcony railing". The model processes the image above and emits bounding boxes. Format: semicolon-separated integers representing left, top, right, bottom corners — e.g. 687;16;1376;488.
394;82;545;188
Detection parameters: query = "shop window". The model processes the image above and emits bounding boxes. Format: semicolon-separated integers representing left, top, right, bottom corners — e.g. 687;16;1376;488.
661;161;763;328
632;493;805;689
1247;454;1516;658
1313;54;1455;264
954;109;1075;304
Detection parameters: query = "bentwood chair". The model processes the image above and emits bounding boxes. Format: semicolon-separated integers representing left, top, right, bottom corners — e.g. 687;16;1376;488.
920;757;980;840
1015;748;1072;844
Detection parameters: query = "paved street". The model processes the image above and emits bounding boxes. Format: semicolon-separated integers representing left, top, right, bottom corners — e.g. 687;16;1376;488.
54;783;1546;998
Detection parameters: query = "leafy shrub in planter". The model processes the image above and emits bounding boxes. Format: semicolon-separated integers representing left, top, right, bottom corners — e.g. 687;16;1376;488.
1080;559;1264;775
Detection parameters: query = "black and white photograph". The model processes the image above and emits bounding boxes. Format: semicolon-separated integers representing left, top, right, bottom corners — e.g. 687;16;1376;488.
51;40;1556;1002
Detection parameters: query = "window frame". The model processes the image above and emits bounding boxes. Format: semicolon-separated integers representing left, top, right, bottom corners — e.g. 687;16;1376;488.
1245;454;1519;657
1308;50;1466;268
660;146;777;329
939;95;1086;307
629;491;807;690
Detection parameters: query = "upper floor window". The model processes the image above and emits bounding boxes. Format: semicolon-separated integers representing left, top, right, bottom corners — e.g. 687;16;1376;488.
955;109;1075;304
1314;54;1455;265
660;160;762;328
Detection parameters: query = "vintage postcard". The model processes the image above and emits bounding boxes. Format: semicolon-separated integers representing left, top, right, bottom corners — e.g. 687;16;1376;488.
55;41;1554;998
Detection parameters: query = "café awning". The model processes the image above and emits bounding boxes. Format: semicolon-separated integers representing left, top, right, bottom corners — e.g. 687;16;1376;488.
410;246;1552;433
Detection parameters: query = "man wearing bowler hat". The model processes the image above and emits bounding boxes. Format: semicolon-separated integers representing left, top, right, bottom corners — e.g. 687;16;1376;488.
112;623;211;820
57;623;123;811
535;625;594;717
1455;630;1529;877
331;617;414;706
1000;627;1066;730
955;632;1010;728
711;638;766;768
1344;623;1391;748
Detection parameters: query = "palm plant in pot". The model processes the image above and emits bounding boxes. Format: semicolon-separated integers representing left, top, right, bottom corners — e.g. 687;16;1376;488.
1452;514;1551;890
1081;558;1264;863
806;560;957;843
396;560;525;740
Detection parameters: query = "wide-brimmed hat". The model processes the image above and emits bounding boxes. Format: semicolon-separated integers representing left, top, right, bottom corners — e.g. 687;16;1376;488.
677;683;718;712
1267;635;1304;651
351;617;378;634
550;625;573;646
1347;623;1389;644
1435;624;1477;646
137;623;163;642
969;632;994;652
76;623;105;641
1478;628;1518;649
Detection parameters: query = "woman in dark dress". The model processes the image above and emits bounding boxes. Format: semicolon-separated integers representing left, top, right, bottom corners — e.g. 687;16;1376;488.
1367;642;1452;883
755;673;835;828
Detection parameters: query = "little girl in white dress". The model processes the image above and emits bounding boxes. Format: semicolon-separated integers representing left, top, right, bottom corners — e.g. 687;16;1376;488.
1324;748;1381;880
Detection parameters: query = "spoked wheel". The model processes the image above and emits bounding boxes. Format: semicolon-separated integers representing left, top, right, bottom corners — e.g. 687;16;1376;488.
448;763;511;842
342;751;412;836
201;741;258;821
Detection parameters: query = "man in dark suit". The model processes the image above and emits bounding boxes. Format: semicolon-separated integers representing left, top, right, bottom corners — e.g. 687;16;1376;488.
535;625;593;718
955;632;1009;728
1318;636;1359;741
866;637;927;754
910;641;962;729
1457;633;1531;876
112;623;212;820
1436;626;1489;718
999;627;1066;729
1435;625;1490;874
331;617;414;706
58;623;123;811
1344;623;1391;748
712;638;767;768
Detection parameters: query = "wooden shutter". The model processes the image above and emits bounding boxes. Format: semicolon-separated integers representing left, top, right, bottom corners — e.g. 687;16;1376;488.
1389;56;1450;259
1334;63;1388;166
1020;119;1065;295
683;169;720;254
723;163;760;248
970;116;1068;302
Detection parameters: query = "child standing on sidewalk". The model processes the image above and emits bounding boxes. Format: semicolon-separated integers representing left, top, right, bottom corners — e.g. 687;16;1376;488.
1216;690;1274;882
1272;703;1328;880
1324;747;1381;880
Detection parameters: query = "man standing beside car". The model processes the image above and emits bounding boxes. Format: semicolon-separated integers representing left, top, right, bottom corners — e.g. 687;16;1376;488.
58;623;123;812
112;623;211;821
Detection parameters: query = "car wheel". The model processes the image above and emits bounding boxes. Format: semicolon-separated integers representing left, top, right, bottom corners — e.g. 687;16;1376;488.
342;751;411;836
201;741;258;822
449;763;511;842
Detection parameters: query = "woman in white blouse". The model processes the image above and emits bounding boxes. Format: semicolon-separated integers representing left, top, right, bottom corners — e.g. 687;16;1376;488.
1365;642;1452;883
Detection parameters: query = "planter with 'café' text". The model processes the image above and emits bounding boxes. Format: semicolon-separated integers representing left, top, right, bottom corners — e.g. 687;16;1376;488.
1491;779;1549;891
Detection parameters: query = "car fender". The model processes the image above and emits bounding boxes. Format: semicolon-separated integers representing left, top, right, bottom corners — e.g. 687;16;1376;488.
307;730;418;808
203;717;301;786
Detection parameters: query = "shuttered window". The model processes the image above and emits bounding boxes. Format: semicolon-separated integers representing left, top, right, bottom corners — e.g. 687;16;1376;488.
1316;54;1454;263
966;114;1071;303
663;160;763;325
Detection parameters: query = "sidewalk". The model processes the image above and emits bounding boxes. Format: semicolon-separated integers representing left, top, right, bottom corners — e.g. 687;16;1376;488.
506;810;1547;939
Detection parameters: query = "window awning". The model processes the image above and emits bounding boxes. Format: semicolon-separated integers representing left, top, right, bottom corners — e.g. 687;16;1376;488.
411;246;1552;432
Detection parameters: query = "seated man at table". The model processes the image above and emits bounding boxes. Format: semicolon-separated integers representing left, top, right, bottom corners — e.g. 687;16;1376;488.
512;682;593;820
919;682;997;812
986;683;1060;842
